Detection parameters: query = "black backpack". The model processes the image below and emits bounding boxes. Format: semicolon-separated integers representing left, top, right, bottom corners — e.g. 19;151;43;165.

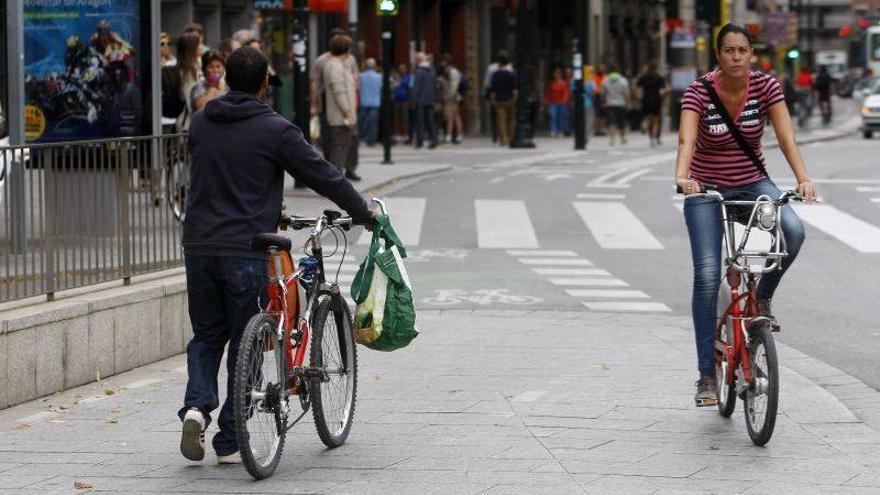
161;66;185;119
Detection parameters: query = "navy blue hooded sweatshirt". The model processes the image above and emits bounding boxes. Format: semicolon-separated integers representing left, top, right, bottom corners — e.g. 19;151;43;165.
182;91;370;258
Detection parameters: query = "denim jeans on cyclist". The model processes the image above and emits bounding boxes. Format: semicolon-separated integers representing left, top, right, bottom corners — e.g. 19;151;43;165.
178;255;267;456
683;177;805;377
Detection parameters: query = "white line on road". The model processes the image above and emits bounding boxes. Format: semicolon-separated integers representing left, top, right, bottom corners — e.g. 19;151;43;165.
793;204;880;253
359;197;426;246
507;249;578;257
565;289;650;298
857;187;880;192
548;278;629;287
871;198;880;203
574;202;664;250
517;258;594;266
512;391;548;402
614;168;654;186
582;301;672;312
476;199;540;249
576;193;627;200
532;268;612;276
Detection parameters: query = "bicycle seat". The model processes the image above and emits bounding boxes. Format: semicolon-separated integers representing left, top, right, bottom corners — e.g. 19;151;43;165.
251;233;292;253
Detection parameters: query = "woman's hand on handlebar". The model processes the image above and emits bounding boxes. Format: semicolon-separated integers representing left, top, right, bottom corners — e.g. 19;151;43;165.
676;177;702;195
797;180;818;202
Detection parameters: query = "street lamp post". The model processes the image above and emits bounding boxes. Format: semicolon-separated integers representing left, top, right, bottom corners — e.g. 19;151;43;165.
573;0;587;150
378;0;399;164
510;0;535;149
292;1;310;142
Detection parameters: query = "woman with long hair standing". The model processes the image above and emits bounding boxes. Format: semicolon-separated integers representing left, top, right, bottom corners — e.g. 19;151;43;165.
675;23;817;406
176;32;202;132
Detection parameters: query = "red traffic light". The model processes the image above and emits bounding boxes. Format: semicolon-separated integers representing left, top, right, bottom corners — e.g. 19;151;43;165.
840;26;852;37
859;18;870;29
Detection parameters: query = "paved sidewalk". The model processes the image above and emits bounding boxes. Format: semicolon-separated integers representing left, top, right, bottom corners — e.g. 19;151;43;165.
1;310;880;494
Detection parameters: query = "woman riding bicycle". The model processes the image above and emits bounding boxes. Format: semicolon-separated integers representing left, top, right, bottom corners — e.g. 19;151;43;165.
674;23;818;406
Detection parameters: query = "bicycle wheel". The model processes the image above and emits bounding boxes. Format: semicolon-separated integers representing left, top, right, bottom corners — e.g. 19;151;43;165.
715;282;737;417
744;325;779;446
165;159;187;222
234;312;287;479
310;295;357;447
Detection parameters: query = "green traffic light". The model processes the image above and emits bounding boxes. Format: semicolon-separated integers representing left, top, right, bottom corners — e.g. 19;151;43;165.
787;49;800;59
377;0;399;15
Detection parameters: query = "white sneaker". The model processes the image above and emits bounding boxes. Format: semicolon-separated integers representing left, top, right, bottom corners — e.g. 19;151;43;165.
180;408;206;461
217;451;242;465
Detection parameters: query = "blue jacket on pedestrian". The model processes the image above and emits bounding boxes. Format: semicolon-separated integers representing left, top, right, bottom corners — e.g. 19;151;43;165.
411;65;437;106
359;69;382;108
183;91;370;258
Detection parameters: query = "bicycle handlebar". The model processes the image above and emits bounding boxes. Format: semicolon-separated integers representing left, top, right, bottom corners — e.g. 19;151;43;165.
677;184;804;204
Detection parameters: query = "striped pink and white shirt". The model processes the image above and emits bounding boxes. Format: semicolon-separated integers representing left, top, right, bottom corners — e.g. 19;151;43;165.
681;70;786;188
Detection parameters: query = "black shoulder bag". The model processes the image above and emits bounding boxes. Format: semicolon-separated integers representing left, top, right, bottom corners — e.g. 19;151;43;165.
698;78;768;178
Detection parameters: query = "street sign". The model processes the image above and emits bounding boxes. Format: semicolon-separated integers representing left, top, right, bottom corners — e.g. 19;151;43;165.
670;33;696;49
377;0;399;16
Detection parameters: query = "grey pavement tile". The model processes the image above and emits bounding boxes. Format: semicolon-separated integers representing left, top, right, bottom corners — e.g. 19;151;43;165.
359;469;578;486
802;422;880;444
0;474;59;489
0;463;20;474
356;398;481;414
75;440;181;454
581;474;758;495
744;481;880;494
0;451;113;464
547;440;658;463
319;480;493;495
169;477;341;494
388;456;548;473
480;484;586;495
523;416;656;431
1;462;162;478
30;475;190;493
843;472;880;487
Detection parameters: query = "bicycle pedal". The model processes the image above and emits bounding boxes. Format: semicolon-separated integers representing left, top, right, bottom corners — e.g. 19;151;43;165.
695;398;718;407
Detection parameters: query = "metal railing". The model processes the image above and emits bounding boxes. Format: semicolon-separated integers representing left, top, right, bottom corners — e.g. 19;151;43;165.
0;134;189;301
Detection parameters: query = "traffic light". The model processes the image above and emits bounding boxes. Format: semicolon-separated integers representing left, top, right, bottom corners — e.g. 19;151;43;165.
377;0;399;16
787;49;800;59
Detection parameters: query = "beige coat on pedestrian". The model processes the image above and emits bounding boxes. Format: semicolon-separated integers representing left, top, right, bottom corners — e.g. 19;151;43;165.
323;56;357;127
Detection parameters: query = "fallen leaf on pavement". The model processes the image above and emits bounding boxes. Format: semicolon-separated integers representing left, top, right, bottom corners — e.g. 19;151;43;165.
106;417;118;424
14;423;31;430
103;388;115;396
74;480;93;491
601;363;611;371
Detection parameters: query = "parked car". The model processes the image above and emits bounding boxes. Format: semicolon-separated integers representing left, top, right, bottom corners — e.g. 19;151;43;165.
853;77;880;100
860;83;880;139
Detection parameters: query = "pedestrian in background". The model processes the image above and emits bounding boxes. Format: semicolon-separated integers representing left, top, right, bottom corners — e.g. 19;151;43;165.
562;66;574;136
602;64;630;145
593;63;607;136
637;61;668;146
175;32;203;132
358;58;382;146
311;29;359;159
816;66;833;125
189;51;227;113
218;38;241;62
391;63;411;144
483;52;505;143
440;54;464;144
544;67;570;138
412;52;439;149
160;32;176;67
489;53;517;146
184;22;209;56
794;66;815;129
322;35;359;178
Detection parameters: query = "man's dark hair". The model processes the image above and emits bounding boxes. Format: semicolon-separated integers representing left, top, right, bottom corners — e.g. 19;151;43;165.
329;35;352;56
329;27;346;39
184;22;204;37
497;53;510;66
225;47;268;94
716;22;754;50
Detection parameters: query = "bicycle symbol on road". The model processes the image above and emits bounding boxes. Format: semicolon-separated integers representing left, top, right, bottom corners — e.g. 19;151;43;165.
421;289;542;306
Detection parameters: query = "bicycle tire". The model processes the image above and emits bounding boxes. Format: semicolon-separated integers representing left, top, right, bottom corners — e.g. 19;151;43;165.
310;295;358;448
234;312;287;479
165;160;186;222
744;325;779;446
715;283;737;417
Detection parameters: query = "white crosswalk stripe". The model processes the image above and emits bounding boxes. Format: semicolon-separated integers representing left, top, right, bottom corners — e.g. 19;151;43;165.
565;289;650;299
793;204;880;253
532;268;611;276
548;278;629;287
476;199;539;249
582;301;672;312
574;201;664;250
518;258;593;266
507;249;577;257
358;197;426;246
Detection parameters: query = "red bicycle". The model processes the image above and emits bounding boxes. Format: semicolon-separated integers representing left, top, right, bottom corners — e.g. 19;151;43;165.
232;200;383;479
693;187;802;446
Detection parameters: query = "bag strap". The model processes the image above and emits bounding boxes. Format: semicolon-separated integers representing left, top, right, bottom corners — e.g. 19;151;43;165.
698;78;768;178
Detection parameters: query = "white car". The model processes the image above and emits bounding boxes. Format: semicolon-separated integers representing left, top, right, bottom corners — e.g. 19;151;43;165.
862;86;880;139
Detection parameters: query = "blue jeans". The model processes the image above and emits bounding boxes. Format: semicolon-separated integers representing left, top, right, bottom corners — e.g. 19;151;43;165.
178;255;267;456
547;103;564;135
358;106;380;146
683;178;805;377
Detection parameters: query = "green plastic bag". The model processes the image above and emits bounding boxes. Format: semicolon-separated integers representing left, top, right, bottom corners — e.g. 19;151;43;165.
351;215;419;351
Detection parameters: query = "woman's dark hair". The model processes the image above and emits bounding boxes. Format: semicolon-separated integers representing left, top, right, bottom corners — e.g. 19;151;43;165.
201;50;225;75
716;23;754;50
176;32;201;85
225;47;268;94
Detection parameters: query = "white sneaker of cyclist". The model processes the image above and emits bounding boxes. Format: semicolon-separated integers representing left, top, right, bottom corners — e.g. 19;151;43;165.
180;408;206;461
217;451;242;465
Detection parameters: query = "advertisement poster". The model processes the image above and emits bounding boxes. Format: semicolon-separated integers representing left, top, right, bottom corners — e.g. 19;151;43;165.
24;0;146;142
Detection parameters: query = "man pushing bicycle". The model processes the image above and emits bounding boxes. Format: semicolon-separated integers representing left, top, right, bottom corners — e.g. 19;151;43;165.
178;46;375;464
